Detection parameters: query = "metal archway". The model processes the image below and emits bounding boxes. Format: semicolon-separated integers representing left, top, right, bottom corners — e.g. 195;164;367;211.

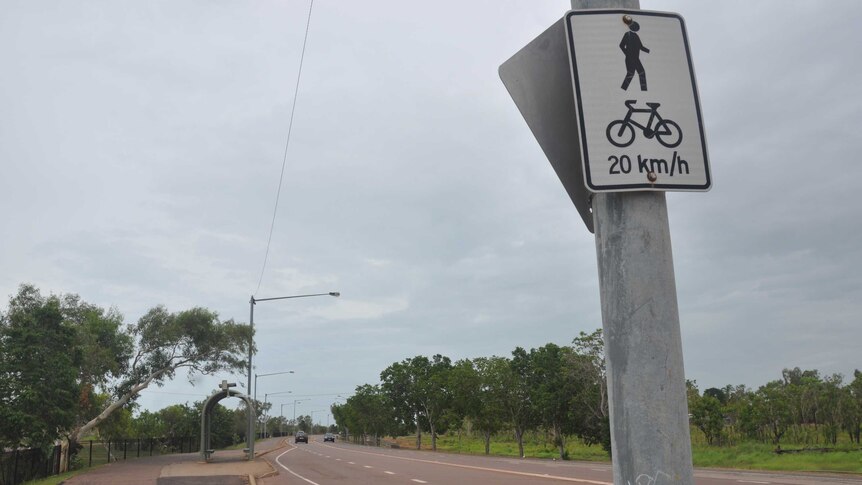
200;384;255;462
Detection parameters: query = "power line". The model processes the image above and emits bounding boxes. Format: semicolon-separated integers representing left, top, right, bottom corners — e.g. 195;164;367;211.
255;0;316;296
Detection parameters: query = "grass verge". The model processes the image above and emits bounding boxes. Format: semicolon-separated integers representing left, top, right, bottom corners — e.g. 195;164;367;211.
23;466;102;485
389;433;862;473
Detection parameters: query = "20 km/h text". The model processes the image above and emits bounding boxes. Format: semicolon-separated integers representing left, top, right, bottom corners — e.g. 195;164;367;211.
608;151;690;177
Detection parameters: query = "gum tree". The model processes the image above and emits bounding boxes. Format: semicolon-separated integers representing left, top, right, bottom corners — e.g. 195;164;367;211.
69;305;251;446
0;286;79;450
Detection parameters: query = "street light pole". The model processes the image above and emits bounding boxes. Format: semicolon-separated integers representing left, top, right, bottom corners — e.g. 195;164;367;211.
245;291;339;459
309;409;327;435
253;370;294;438
292;399;304;433
280;403;290;436
263;390;292;438
254;370;294;405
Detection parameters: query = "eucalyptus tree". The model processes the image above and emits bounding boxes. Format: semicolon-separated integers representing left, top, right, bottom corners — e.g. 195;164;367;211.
0;286;79;450
331;401;358;441
689;394;725;445
752;380;793;445
381;359;421;447
2;283;252;468
818;374;845;445
446;359;478;431
570;329;610;452
844;370;862;444
507;349;537;458
468;357;507;454
412;354;453;451
69;305;251;448
529;343;580;459
349;384;392;444
381;354;453;450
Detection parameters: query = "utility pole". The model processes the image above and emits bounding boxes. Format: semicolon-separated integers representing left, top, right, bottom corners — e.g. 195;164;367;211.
571;1;695;482
246;296;255;459
500;1;701;482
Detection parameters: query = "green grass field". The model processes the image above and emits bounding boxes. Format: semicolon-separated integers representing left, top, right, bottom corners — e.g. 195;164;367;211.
390;431;862;473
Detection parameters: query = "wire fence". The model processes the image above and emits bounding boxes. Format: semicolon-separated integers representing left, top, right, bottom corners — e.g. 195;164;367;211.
0;436;198;485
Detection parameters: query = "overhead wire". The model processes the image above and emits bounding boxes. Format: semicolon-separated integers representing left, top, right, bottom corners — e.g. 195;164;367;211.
255;0;316;296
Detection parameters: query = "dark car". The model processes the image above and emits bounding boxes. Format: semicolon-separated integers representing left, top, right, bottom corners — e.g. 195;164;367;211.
295;431;308;443
323;432;335;442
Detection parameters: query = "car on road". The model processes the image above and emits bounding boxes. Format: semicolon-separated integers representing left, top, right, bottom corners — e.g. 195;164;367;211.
323;433;335;442
295;431;308;443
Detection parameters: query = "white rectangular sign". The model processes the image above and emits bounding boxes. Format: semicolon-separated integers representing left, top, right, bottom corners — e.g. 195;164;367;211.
566;10;711;192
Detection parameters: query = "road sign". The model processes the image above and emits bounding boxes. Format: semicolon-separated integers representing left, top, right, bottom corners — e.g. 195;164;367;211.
566;10;711;192
499;19;594;232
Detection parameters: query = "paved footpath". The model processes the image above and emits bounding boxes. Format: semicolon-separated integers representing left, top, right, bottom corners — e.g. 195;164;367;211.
64;438;285;485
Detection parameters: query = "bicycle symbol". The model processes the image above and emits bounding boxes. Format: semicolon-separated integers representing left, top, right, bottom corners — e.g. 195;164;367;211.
606;100;682;148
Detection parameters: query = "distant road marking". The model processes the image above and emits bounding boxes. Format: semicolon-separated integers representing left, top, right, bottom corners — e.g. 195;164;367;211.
385;471;395;475
364;465;373;468
335;458;341;461
348;461;356;464
274;447;321;485
411;480;428;484
737;481;770;484
317;442;611;483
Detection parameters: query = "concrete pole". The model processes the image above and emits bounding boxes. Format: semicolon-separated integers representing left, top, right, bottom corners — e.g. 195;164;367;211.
247;297;255;459
570;1;695;484
593;192;694;484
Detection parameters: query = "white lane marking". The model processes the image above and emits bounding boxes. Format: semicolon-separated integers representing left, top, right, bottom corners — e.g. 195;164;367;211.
325;455;330;458
318;442;610;484
737;481;771;484
348;461;356;464
364;465;373;468
274;447;321;485
385;471;396;475
336;458;341;461
411;480;428;484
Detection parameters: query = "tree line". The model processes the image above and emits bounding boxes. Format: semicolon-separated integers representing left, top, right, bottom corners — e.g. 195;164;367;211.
332;330;610;459
97;399;331;449
0;284;250;470
688;368;862;448
332;338;862;458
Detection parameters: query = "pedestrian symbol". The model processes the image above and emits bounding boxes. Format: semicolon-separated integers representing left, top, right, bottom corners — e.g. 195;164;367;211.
619;20;649;91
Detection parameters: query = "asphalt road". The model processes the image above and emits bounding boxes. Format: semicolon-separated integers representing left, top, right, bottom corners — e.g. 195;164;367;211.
260;436;862;485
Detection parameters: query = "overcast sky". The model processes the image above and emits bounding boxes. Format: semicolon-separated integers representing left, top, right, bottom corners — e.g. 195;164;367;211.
2;0;860;418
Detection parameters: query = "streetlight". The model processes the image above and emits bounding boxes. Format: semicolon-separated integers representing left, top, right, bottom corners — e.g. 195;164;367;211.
279;403;291;435
292;399;305;433
245;291;340;458
253;370;293;438
263;390;292;438
310;409;327;435
254;370;294;405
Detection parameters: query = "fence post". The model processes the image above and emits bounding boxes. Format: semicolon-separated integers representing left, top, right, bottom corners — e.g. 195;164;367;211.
137;438;141;458
13;449;19;484
150;438;153;456
108;440;111;463
123;440;127;460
